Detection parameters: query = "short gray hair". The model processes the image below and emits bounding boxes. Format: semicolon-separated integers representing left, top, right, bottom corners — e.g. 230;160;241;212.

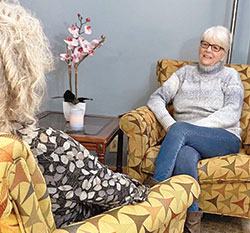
201;26;231;52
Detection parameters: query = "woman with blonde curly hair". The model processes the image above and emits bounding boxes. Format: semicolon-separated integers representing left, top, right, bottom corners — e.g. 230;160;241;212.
0;0;148;228
0;0;53;133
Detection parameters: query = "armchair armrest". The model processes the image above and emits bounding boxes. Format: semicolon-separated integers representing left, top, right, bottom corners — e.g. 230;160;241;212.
54;175;200;233
120;106;165;147
120;106;165;182
0;134;56;233
241;112;250;155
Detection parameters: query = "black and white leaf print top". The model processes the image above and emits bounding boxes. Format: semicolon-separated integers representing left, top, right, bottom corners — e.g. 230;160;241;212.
17;125;149;228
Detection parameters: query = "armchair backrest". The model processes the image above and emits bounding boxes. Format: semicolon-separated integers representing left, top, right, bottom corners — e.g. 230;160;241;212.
156;59;250;144
0;134;56;233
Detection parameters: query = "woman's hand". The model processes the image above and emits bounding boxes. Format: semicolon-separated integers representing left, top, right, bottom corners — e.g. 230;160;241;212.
166;125;173;133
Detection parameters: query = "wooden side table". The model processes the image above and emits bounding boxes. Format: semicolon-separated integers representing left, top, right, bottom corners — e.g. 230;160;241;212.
37;111;123;172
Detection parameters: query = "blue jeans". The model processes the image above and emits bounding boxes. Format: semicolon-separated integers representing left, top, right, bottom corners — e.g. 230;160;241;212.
153;122;240;211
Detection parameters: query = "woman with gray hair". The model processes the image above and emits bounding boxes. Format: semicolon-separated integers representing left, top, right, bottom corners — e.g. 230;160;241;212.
0;0;148;228
147;26;243;233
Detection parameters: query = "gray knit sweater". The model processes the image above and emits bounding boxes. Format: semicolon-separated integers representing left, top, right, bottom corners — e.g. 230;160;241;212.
147;61;244;139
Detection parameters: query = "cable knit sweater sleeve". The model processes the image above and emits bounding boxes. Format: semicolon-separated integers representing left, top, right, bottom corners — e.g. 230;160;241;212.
147;72;180;131
193;68;244;129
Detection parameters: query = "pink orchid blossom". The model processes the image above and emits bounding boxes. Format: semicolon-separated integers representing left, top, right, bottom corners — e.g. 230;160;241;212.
88;49;94;55
75;47;88;60
90;39;102;49
60;13;106;99
60;53;70;61
64;36;79;50
72;53;80;64
79;36;85;41
84;25;92;35
68;25;80;38
79;38;92;53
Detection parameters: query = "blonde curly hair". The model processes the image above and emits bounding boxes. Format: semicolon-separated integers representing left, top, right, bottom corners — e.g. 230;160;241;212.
0;0;54;134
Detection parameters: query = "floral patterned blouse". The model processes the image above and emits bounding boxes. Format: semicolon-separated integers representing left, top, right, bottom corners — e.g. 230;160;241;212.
17;125;149;228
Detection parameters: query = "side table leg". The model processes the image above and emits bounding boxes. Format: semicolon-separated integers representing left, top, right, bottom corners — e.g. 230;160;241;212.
116;129;123;173
98;154;105;164
97;143;105;164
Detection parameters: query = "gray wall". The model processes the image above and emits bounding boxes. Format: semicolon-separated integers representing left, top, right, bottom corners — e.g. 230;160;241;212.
248;43;250;64
21;0;250;116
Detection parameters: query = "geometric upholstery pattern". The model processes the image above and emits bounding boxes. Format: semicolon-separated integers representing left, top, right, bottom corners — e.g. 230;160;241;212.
120;59;250;219
53;175;200;233
0;134;56;233
0;134;200;233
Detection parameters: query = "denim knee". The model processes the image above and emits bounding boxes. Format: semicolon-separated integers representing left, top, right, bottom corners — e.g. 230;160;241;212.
168;122;191;135
174;145;200;180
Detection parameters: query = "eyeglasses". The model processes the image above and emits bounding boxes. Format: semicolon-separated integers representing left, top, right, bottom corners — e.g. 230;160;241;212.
200;41;224;52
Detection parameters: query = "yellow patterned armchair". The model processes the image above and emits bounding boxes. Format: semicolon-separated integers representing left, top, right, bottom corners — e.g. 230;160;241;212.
120;59;250;219
0;134;200;233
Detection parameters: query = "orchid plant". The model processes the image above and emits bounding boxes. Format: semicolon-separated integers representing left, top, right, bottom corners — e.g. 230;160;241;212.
60;13;105;104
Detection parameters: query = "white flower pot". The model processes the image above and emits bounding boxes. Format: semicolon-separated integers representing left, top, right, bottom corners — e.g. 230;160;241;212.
63;101;86;122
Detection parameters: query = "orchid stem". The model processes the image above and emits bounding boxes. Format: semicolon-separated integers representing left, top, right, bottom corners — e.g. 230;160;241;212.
68;66;72;92
75;64;79;99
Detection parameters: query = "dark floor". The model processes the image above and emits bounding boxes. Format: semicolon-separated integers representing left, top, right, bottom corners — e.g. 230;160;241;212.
201;213;249;233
